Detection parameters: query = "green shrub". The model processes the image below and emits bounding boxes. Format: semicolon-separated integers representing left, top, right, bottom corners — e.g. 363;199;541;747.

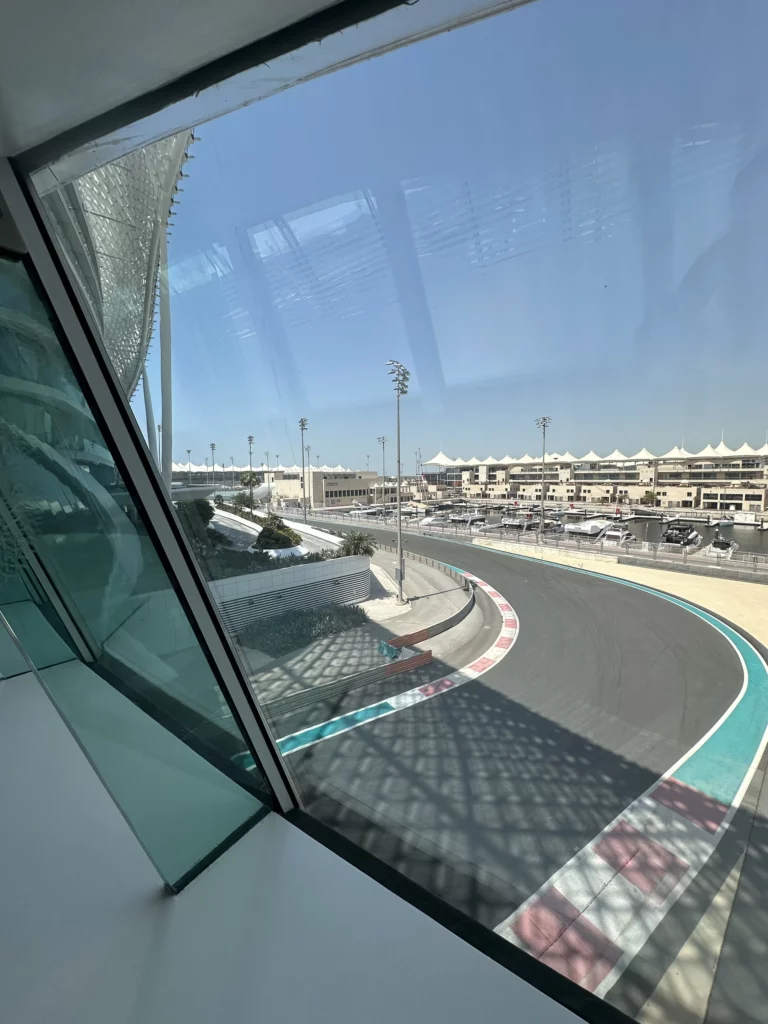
240;603;368;658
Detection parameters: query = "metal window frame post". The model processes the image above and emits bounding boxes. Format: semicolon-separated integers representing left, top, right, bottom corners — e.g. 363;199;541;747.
0;156;299;814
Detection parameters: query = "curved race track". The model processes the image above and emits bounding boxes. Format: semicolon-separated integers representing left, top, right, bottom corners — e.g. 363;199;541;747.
295;524;743;932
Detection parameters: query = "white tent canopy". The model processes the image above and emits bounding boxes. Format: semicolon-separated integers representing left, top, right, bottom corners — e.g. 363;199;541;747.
424;451;456;467
603;449;627;462
694;444;719;458
579;450;603;462
732;442;756;456
714;441;735;457
630;448;656;461
659;446;692;460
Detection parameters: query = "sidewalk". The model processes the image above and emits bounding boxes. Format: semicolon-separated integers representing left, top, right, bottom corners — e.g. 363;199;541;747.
240;551;471;707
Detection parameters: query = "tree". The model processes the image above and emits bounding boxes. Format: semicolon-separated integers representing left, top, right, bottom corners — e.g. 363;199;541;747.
240;471;261;488
231;490;250;511
175;498;214;550
641;490;657;506
339;530;376;556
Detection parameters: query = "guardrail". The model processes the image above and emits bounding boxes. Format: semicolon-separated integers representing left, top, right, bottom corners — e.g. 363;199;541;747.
310;511;768;585
262;648;433;719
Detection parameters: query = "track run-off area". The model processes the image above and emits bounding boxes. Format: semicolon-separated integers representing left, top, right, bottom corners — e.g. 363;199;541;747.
291;521;768;1017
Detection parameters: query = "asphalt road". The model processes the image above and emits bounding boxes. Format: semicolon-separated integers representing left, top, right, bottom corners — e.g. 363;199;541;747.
294;522;742;934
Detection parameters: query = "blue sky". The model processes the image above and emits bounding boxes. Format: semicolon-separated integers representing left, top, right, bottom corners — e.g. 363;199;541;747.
133;0;768;470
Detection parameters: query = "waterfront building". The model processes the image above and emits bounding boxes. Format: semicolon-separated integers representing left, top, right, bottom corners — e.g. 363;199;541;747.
423;443;768;511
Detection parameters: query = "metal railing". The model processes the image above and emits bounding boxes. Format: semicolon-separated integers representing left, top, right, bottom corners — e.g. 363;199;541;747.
310;511;768;585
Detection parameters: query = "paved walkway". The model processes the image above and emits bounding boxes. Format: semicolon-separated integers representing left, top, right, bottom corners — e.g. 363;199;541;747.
239;551;471;707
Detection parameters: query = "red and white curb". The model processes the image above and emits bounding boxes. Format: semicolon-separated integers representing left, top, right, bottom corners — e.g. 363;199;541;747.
386;571;520;712
278;568;520;754
493;649;758;998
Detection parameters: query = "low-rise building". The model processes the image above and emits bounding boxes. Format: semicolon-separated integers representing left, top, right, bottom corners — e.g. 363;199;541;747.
423;441;768;511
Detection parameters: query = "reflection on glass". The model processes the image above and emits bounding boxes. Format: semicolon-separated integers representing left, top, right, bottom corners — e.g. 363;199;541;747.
0;254;271;886
33;0;768;1018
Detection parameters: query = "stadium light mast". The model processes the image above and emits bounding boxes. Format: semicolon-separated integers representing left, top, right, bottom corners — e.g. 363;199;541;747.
248;435;254;510
387;360;410;604
299;419;309;522
186;448;192;486
210;442;216;489
264;450;270;511
535;416;552;537
304;445;312;511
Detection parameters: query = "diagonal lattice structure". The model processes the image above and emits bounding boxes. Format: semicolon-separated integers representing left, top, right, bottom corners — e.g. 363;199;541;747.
42;131;192;398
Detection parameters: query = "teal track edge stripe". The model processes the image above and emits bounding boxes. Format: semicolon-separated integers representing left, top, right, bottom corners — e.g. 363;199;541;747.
277;700;395;755
478;543;768;808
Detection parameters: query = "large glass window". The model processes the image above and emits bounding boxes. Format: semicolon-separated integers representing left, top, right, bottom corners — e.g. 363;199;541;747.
30;0;768;1019
0;251;272;888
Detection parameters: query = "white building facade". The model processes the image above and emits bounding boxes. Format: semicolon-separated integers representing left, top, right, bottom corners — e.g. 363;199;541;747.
423;443;768;511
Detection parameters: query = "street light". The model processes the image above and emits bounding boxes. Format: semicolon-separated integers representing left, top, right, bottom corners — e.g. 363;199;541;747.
230;456;235;489
304;444;312;512
377;435;388;504
248;435;254;511
210;442;216;490
299;418;308;522
387;360;410;604
205;456;209;485
535;416;552;537
264;450;270;511
186;448;192;486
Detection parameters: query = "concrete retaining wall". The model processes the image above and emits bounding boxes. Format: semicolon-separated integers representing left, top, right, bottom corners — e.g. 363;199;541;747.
264;649;433;719
209;554;371;632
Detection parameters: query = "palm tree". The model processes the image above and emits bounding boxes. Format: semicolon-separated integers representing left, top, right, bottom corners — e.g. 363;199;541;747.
339;530;376;556
240;471;261;489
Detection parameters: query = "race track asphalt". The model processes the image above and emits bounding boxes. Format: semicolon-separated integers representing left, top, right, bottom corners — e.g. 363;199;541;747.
292;524;743;931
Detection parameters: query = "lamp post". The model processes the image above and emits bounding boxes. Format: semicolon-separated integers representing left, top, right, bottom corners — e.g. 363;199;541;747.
377;435;388;505
264;451;270;511
230;456;235;489
186;449;192;486
366;454;370;472
205;457;209;485
304;444;312;511
387;360;410;604
535;416;552;537
248;435;254;511
299;418;308;522
210;443;216;490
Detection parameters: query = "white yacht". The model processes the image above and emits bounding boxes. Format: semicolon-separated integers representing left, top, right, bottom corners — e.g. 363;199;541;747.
707;515;735;527
564;518;612;537
701;535;739;559
597;525;635;546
